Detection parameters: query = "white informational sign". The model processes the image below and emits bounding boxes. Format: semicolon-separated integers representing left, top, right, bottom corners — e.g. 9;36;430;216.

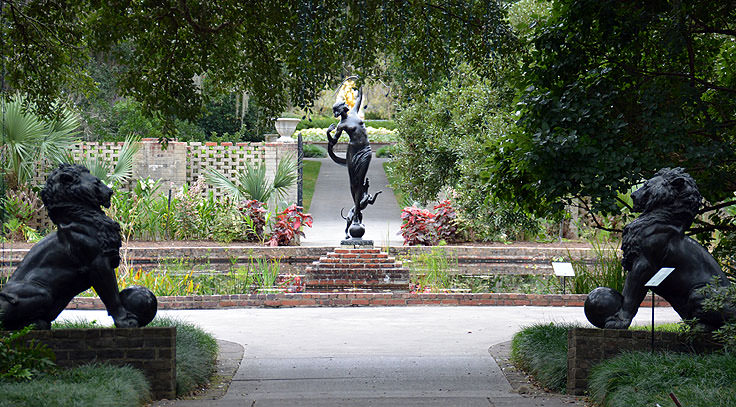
551;262;575;277
645;267;675;288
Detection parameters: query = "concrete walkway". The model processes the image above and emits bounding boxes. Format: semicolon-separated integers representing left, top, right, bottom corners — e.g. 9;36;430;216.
302;157;404;247
59;306;682;406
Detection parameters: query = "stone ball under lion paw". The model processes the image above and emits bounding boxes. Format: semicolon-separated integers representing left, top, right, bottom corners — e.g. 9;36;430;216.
584;286;623;329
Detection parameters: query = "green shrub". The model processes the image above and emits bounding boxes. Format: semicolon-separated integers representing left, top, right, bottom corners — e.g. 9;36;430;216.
375;145;394;158
510;322;578;392
0;325;56;382
589;351;736;407
296;116;335;130
303;144;327;158
365;119;396;129
296;127;398;143
149;317;218;396
0;363;150;407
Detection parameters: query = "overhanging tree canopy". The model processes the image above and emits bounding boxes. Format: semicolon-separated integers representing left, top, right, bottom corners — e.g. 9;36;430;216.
1;0;514;128
489;0;736;229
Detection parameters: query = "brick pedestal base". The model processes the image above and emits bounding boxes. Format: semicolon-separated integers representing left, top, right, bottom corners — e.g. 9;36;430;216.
305;248;410;292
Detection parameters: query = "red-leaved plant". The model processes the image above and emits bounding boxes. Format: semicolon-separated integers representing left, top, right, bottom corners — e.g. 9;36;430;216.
399;200;460;246
433;200;459;243
239;199;268;241
399;206;437;246
267;204;313;246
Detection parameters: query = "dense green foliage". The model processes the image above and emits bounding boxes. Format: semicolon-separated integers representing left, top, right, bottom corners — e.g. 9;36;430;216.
0;364;150;407
2;1;512;134
1;95;79;189
302;144;327;158
205;155;297;204
589;351;736;407
490;0;736;223
0;325;56;382
392;63;542;241
510;322;574;392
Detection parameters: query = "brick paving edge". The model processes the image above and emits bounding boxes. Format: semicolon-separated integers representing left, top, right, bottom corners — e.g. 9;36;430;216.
68;292;671;310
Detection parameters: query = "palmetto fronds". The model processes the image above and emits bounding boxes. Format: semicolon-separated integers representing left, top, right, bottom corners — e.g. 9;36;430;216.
1;95;79;188
205;154;297;204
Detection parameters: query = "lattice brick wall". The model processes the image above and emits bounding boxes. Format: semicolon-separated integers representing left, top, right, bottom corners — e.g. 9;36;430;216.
26;141;276;231
29;141;131;231
30;141;129;189
187;142;265;199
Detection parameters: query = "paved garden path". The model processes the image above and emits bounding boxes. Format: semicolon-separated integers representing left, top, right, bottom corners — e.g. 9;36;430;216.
302;157;404;247
59;306;682;406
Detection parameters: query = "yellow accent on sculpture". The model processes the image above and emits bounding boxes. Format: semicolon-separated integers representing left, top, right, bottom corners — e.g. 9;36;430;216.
337;79;357;110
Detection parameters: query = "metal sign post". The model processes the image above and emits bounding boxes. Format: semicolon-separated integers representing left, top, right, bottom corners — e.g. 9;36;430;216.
644;267;675;353
552;262;575;295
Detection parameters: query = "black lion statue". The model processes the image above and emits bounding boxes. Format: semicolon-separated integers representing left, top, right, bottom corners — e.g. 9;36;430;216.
585;167;735;330
0;164;157;330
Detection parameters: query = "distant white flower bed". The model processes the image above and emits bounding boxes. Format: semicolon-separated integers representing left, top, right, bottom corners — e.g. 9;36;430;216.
296;127;398;143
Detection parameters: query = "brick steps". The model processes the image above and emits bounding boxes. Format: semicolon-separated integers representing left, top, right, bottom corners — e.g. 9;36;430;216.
305;247;410;292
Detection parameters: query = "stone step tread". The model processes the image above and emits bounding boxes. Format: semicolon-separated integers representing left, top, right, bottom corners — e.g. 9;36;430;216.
319;257;395;263
305;283;410;289
307;273;410;280
333;248;382;254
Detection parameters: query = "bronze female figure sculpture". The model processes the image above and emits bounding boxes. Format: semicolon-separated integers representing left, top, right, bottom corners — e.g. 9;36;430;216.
326;86;381;242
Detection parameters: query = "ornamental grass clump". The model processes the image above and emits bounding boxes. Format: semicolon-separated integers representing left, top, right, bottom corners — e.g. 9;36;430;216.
0;363;150;407
588;351;736;407
510;322;580;393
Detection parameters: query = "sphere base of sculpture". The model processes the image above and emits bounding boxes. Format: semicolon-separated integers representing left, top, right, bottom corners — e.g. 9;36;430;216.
348;222;365;239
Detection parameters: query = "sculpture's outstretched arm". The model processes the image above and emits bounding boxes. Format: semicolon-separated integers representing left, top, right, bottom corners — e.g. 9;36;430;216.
327;124;347;166
350;88;363;116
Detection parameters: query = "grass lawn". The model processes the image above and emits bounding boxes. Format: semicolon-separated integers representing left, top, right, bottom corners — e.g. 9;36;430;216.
302;159;321;212
589;351;736;407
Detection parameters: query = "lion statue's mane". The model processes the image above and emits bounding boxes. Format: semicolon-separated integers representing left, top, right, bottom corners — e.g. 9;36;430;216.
621;167;701;271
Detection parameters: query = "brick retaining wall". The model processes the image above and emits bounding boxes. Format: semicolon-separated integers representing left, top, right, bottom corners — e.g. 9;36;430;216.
6;328;176;400
67;292;672;309
2;245;599;276
566;328;721;395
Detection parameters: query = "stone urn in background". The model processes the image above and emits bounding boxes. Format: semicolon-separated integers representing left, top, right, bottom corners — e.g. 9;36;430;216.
274;118;300;142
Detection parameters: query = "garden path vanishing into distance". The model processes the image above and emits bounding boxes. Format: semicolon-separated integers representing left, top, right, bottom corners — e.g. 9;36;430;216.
301;157;404;247
59;306;683;407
